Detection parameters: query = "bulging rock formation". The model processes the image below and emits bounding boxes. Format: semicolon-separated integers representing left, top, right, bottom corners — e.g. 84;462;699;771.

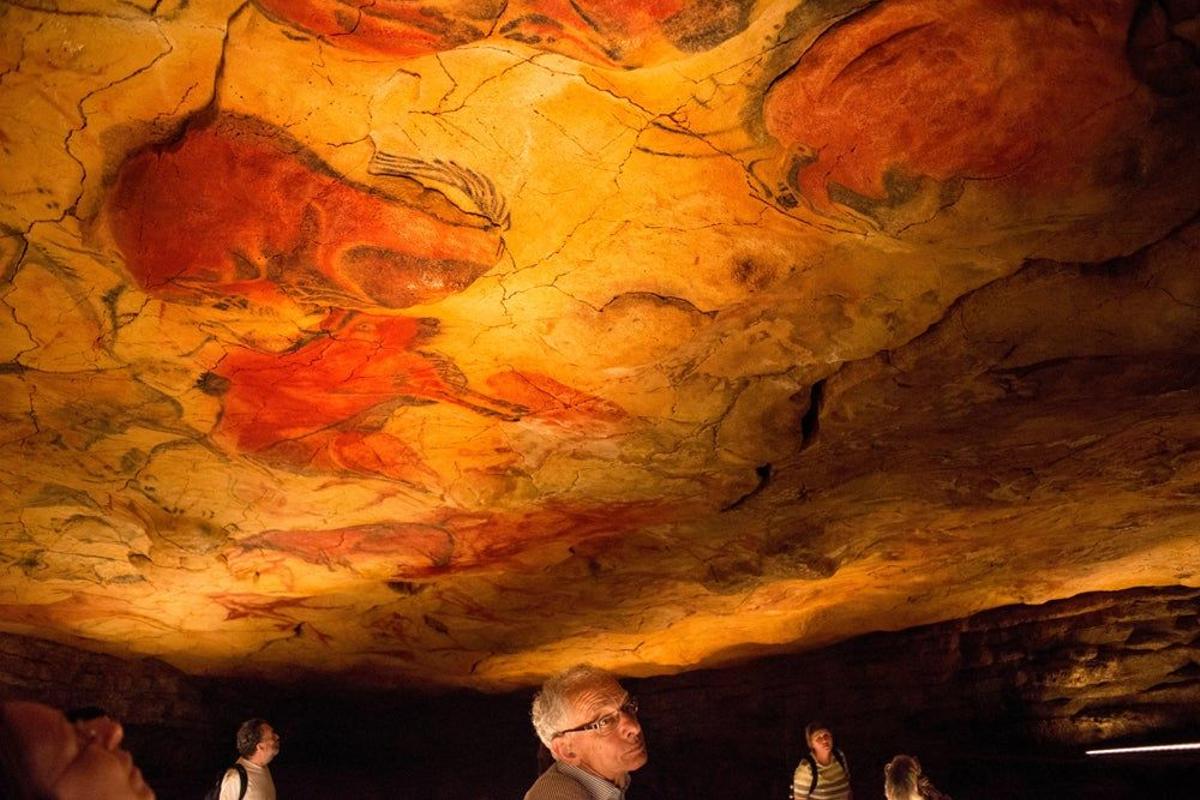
0;0;1197;699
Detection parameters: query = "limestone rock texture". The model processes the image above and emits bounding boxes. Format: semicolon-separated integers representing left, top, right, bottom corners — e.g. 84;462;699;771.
0;0;1198;690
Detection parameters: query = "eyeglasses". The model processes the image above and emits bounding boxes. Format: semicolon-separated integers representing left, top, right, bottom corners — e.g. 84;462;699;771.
553;697;639;739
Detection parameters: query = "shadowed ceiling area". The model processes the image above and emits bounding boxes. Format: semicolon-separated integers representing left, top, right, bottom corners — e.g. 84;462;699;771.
1;0;1198;691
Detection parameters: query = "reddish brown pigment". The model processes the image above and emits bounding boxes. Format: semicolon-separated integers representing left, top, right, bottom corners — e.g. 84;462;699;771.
210;312;523;481
764;0;1144;208
486;370;627;427
235;503;671;578
107;114;502;311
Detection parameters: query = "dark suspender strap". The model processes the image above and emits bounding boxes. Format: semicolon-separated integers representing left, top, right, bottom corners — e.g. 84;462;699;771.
236;763;248;800
806;750;848;796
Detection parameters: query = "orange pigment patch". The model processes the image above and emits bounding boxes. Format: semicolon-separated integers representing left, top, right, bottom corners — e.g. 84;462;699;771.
209;312;525;482
106;114;502;311
763;0;1144;207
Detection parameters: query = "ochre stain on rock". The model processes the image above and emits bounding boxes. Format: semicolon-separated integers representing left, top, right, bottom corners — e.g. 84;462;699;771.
106;114;503;312
229;502;673;579
1;0;1197;690
763;0;1147;211
485;370;628;427
210;311;522;483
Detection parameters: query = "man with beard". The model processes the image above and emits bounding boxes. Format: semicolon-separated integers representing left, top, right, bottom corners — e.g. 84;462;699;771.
218;719;280;800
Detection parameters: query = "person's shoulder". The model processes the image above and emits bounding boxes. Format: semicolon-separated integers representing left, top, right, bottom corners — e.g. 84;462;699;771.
524;764;591;800
221;763;247;786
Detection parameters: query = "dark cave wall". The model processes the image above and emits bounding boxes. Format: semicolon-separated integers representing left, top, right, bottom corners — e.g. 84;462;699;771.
0;632;203;724
1;585;1197;799
0;633;536;799
0;634;272;797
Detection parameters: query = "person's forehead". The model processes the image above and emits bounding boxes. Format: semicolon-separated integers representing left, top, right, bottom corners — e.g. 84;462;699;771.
810;728;832;738
5;702;77;791
569;678;626;716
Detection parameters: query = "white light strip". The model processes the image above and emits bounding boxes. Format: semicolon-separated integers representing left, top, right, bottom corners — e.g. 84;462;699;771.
1086;742;1200;756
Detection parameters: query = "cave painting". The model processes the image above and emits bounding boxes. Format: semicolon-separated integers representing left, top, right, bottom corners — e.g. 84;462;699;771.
106;113;626;483
252;0;754;67
484;370;627;431
204;313;631;482
251;0;505;60
203;311;525;483
758;0;1149;223
212;594;333;641
229;502;669;580
106;113;504;313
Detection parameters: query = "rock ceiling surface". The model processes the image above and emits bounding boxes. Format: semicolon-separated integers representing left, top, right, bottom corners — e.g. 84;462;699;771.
1;0;1198;690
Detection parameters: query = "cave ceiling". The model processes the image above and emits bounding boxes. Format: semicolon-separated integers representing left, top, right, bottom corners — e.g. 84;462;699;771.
1;0;1199;691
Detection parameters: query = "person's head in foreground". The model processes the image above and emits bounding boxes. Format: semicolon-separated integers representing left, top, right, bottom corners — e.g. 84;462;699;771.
531;664;647;787
0;700;155;800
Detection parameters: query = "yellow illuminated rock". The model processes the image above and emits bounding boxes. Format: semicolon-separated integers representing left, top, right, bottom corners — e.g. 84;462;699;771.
0;0;1197;689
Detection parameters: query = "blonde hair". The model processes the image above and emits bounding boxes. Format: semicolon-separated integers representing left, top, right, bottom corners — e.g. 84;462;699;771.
884;755;921;800
885;755;951;800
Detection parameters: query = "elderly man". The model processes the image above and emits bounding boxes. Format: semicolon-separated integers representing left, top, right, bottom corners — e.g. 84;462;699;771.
526;664;648;799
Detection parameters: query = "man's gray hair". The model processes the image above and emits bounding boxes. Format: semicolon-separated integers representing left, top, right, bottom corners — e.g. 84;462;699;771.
236;718;269;757
530;663;614;747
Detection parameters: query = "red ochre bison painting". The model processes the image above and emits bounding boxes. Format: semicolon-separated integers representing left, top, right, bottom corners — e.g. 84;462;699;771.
204;317;629;482
106;113;503;313
759;0;1147;220
251;0;754;67
203;311;525;484
228;502;669;580
106;113;628;483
